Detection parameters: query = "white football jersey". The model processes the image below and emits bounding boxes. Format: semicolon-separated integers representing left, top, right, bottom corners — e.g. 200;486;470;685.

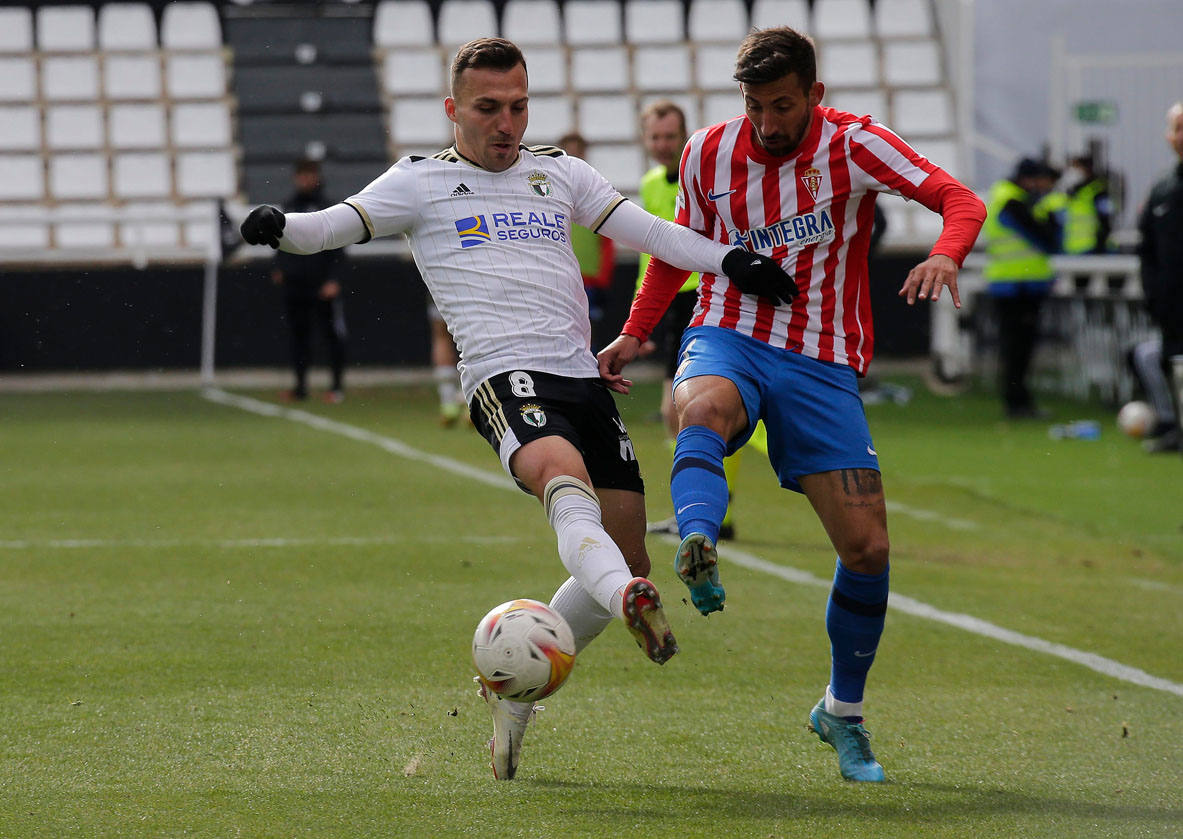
344;145;625;400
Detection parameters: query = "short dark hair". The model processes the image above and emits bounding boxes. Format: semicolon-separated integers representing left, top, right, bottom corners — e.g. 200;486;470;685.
734;27;816;89
639;99;687;137
293;158;321;175
450;38;527;95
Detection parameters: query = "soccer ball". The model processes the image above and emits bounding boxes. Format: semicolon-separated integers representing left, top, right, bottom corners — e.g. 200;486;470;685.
1116;400;1155;438
472;599;576;703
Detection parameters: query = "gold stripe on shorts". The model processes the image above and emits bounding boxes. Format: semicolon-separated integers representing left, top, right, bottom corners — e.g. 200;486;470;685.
473;380;509;442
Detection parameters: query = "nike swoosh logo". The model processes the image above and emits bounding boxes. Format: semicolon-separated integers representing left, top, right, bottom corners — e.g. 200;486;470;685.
707;189;736;201
867;445;878;456
853;649;877;658
676;502;708;516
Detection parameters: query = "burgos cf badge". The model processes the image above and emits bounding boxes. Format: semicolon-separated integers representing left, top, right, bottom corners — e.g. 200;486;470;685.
801;167;823;200
526;171;552;197
520;403;547;428
454;215;491;248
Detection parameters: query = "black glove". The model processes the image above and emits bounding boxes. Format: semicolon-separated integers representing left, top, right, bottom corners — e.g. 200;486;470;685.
240;205;286;248
721;247;798;305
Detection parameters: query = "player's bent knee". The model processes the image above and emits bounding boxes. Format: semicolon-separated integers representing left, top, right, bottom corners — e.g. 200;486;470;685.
839;539;890;576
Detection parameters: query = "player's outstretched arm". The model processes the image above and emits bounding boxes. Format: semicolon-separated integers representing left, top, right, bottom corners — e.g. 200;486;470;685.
240;203;367;254
596;334;642;395
898;253;961;307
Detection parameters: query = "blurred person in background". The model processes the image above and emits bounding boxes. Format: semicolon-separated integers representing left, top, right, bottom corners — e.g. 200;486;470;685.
426;291;467;426
982;157;1062;418
558;131;615;351
271;158;347;403
635;99;752;541
1135;101;1183;453
1060;152;1114;255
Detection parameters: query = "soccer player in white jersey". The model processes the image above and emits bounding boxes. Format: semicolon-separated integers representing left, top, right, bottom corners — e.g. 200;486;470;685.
240;38;797;781
598;28;986;782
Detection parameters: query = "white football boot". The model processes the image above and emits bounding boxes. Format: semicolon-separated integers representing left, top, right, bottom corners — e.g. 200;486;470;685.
476;677;539;780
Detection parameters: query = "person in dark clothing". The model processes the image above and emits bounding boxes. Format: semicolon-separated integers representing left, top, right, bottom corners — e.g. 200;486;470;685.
982;157;1062;418
1135;102;1183;453
271;159;348;403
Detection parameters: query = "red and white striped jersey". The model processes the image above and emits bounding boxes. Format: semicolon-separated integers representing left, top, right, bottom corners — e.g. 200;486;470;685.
635;107;950;374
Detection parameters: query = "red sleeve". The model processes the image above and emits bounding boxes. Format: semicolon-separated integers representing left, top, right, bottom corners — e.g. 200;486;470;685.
912;169;987;267
584;236;615;289
622;257;693;343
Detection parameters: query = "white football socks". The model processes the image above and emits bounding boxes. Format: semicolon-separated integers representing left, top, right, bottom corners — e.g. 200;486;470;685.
433;364;461;406
824;684;864;720
549;575;614;653
543;476;632;620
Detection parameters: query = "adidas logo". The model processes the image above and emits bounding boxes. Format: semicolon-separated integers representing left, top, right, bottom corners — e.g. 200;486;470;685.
451;182;474;197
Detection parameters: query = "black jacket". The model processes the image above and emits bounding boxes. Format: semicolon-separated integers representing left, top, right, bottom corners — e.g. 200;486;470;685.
1137;160;1183;340
274;187;345;299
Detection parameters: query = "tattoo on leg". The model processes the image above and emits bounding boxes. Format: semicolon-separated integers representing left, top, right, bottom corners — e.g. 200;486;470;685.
839;469;883;498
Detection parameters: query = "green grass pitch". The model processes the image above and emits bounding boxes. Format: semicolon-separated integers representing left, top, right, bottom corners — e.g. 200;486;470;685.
0;378;1179;838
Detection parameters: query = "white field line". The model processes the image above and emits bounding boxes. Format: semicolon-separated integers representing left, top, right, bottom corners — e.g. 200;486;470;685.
202;388;1183;698
0;535;523;550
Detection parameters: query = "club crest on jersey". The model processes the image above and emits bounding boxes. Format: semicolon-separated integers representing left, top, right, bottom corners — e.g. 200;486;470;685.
526;171;552;197
454;215;491;248
801;167;823;199
520;404;547;428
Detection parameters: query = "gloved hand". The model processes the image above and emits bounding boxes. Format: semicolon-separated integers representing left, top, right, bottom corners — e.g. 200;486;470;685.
240;205;286;248
721;248;798;305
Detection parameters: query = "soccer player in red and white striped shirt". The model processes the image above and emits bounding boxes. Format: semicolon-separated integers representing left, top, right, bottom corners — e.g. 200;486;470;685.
598;27;986;783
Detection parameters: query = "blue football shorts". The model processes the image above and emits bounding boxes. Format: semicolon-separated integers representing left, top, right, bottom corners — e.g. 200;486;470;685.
672;325;880;493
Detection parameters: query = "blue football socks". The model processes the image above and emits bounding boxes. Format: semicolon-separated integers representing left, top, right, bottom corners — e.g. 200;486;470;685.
670;426;729;542
826;558;890;707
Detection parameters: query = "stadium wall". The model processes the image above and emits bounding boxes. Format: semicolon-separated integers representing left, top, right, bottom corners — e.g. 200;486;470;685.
0;252;927;373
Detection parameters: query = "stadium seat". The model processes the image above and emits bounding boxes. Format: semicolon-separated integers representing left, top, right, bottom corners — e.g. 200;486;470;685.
104;54;163;100
693;44;739;92
817;41;878;88
874;0;934;38
390;97;452;146
119;200;182;248
0;7;34;53
577;95;635;142
633;45;692;92
112;152;173;199
36;5;96;52
640;91;699;132
437;0;498;49
45;105;105;150
41;56;101;101
166;53;229;100
176;150;237;198
585;143;644;193
55;203;116;249
0;57;36;102
522;94;573;144
171;103;234;149
236;65;378;114
521;46;565;94
882;40;943;86
108;103;168;150
624;0;683;44
570;47;629;93
98;3;158;51
239;113;387;162
564;0;622;46
750;0;810;32
825;88;888;120
49;153;108;201
892;88;953;136
687;0;748;43
373;0;435;48
911;136;959;178
161;2;222;51
0;205;50;248
812;0;873;40
0;155;45;201
382;48;445;96
501;0;561;45
702;91;741;126
0;105;40;151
